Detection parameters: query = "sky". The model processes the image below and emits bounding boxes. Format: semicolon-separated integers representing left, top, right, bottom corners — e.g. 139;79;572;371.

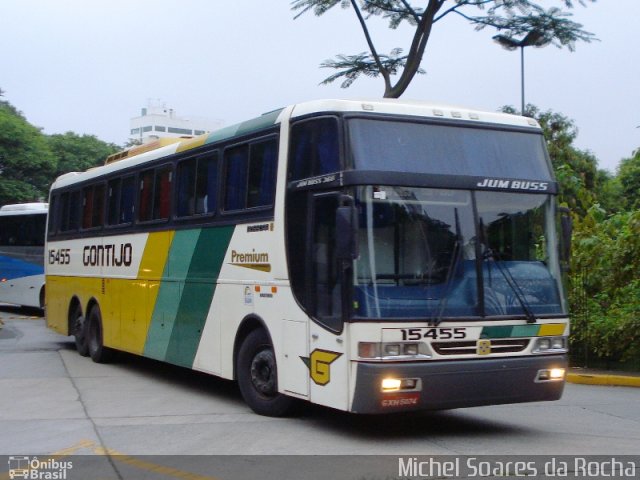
1;0;638;173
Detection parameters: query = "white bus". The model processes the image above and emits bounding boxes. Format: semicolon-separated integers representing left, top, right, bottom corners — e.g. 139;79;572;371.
0;203;48;309
46;99;569;416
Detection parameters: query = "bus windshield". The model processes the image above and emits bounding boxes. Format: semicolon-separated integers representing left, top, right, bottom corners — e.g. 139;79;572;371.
348;118;552;181
353;186;565;320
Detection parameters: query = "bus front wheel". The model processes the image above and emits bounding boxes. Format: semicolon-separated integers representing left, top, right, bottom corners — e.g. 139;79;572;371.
87;306;114;364
72;305;89;357
237;329;295;417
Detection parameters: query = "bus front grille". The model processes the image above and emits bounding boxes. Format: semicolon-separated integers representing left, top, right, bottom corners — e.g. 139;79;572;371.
432;339;530;355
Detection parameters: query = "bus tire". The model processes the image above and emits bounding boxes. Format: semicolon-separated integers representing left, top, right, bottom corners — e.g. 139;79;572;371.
237;328;295;417
87;305;114;364
72;305;89;357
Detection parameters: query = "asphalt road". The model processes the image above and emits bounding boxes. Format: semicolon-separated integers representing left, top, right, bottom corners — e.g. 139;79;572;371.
1;306;639;479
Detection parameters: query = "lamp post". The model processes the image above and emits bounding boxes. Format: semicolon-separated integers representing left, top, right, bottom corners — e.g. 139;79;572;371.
493;30;551;115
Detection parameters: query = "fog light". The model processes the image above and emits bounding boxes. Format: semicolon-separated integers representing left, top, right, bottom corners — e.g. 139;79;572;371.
382;378;402;392
385;344;401;356
403;344;419;356
537;338;551;351
536;368;565;382
400;378;418;389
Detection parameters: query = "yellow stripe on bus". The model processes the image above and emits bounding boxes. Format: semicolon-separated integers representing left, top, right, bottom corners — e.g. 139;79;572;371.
538;323;566;336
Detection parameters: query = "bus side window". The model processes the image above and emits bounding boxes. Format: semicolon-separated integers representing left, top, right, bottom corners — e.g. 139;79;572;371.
177;158;197;217
153;166;172;220
107;178;121;226
68;190;81;231
82;186;95;229
138;169;154;222
224;145;249;211
195;153;218;214
92;184;105;228
248;139;277;208
289;117;340;181
120;176;135;224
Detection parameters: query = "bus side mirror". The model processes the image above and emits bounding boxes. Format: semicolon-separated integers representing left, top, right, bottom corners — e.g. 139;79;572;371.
335;204;359;261
559;207;572;266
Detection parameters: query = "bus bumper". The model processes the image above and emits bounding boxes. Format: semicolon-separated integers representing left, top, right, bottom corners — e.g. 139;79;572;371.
350;354;567;414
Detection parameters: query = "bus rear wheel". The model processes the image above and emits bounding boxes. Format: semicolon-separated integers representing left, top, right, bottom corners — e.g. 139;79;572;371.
87;306;114;363
237;329;295;417
72;305;89;357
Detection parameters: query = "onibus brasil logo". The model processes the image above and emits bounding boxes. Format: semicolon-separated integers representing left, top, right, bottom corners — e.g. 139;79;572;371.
8;456;73;479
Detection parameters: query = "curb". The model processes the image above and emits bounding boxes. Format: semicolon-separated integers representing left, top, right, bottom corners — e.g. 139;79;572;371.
566;372;640;388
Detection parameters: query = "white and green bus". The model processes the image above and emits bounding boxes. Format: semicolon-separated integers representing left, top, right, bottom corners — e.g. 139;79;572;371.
46;99;569;416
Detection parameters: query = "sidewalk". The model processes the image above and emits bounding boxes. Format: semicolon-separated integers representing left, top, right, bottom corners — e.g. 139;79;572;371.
566;367;640;388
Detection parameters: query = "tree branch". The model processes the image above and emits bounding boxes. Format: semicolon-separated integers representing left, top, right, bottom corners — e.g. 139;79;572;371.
386;0;444;97
351;0;392;90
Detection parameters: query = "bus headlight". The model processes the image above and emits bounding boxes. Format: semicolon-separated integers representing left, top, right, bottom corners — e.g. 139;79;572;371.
358;342;430;360
533;336;567;353
381;377;420;392
536;368;566;382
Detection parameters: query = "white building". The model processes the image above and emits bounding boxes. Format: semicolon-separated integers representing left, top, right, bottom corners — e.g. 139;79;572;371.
129;100;223;143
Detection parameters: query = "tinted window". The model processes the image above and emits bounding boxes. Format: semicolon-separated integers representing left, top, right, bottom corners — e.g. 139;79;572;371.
177;152;218;217
0;214;46;246
139;169;154;222
82;184;105;229
120;176;135;224
224;139;277;212
224;145;249;211
289;117;340;181
348;119;552;180
248;139;277;208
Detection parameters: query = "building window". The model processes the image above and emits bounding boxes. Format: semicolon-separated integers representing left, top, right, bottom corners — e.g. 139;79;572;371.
168;127;193;135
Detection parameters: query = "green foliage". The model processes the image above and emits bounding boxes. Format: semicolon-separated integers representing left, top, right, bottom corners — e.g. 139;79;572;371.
47;132;120;178
570;210;640;364
0;101;57;205
0;93;120;206
292;0;596;98
617;149;640;211
504;104;601;215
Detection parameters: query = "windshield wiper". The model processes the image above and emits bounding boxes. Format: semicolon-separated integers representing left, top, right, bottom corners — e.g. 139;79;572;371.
483;247;537;324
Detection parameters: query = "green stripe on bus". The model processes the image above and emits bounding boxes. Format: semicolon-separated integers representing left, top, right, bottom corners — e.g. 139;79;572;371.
144;229;201;361
481;325;541;339
480;326;513;338
164;225;235;368
204;108;282;146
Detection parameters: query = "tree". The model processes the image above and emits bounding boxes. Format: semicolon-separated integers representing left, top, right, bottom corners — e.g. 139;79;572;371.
293;0;596;98
47;132;120;178
503;104;600;215
617;149;640;211
0;101;57;205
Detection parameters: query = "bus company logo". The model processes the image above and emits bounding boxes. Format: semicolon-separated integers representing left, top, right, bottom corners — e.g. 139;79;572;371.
300;349;342;386
229;249;271;273
476;178;549;191
8;456;73;479
82;243;132;267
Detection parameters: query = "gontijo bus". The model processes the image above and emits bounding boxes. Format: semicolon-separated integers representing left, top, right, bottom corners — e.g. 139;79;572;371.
46;99;569;416
0;202;47;309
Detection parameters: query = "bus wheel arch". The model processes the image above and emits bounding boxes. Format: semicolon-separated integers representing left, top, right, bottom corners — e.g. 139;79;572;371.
39;285;45;311
68;297;88;357
86;302;114;363
234;316;296;417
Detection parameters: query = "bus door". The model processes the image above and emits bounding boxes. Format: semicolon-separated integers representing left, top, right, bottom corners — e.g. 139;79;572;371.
305;192;353;411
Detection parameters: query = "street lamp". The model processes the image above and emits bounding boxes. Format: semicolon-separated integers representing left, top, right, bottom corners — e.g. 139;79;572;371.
493;30;551;115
